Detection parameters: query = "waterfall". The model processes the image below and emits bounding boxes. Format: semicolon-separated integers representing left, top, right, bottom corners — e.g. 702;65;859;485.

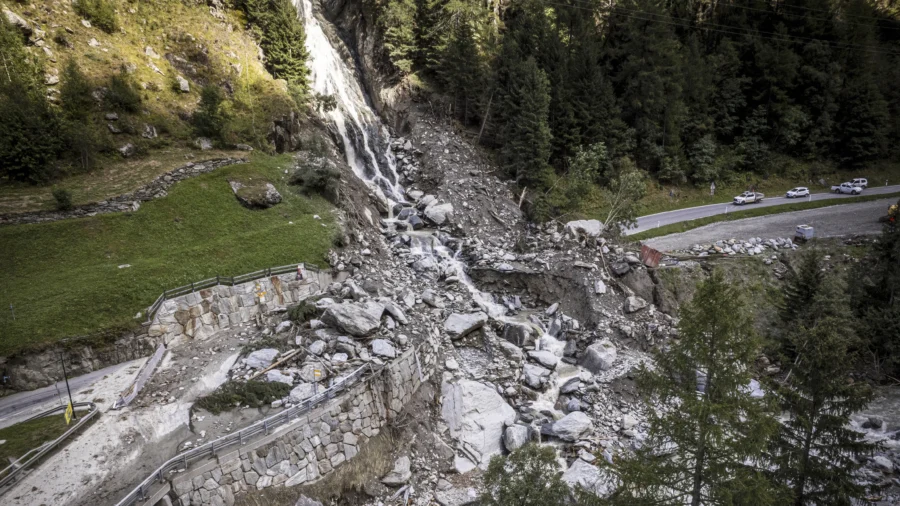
295;0;404;202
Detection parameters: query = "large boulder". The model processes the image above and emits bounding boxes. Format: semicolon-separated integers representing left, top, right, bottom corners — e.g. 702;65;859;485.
581;341;617;373
371;339;396;358
624;296;649;314
504;425;530;452
552;412;593;441
289;383;316;403
229;179;282;209
441;380;516;468
522;364;550;389
2;9;32;37
444;312;488;339
562;459;605;496
322;301;385;337
527;350;559;369
381;456;412;486
246;348;279;369
266;370;293;385
565;219;604;238
424;203;454;225
502;322;536;347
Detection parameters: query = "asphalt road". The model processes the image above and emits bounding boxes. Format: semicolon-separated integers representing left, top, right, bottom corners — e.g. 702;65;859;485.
644;199;892;252
0;361;133;425
626;184;900;235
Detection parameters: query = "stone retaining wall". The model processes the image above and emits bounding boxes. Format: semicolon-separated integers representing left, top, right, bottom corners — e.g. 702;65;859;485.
166;335;439;506
0;158;245;226
149;269;335;345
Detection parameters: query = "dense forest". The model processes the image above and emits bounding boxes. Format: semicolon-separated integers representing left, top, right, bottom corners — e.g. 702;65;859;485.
369;0;900;218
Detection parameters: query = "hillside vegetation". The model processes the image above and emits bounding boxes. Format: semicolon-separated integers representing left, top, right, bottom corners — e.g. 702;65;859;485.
368;0;900;225
0;154;336;354
0;0;306;190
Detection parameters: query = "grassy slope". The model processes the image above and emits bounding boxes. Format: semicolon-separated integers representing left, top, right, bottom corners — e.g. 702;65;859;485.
629;192;900;241
0;154;336;354
0;414;70;465
0;0;294;213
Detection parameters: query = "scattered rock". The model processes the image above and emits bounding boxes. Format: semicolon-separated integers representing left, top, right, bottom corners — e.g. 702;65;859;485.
580;341;617;373
118;143;136;158
381;456;411;486
565;219;604;237
266;370;293;385
504;425;530;452
321;301;385;337
551;412;593;442
424;203;454;225
289;383;316;403
624;296;648;314
246;348;279;369
228;179;283;209
562;459;604;495
441;380;516;467
371;339;396;358
444;312;488;339
195;137;213;150
527;350;559;369
176;75;190;93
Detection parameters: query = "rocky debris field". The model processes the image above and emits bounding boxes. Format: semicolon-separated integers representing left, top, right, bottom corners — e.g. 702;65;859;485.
673;235;799;258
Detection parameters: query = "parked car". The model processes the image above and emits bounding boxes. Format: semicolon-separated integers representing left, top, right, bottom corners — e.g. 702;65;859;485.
852;178;868;188
786;187;810;198
733;191;765;205
831;182;863;195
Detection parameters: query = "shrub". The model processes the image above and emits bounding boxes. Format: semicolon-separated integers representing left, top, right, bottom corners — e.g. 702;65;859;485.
287;299;318;324
195;381;291;414
192;85;229;141
75;0;118;34
290;160;341;203
105;69;141;113
52;188;74;211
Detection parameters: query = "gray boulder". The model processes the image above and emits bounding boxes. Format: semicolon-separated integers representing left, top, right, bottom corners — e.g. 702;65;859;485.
371;339;396;359
308;340;326;355
118;143;136;158
502;322;535;347
441;380;516;468
289;383;316;403
444;312;488;339
321;301;385;337
610;262;630;276
504;425;530;452
551;412;593;441
522;364;550;389
2;9;31;37
381;299;409;325
562;459;605;495
581;341;617;373
527;350;559;369
565;219;604;237
176;75;191;92
294;496;323;506
624;296;649;314
266;370;293;385
246;348;279;369
424;203;454;225
229;180;283;209
381;456;412;486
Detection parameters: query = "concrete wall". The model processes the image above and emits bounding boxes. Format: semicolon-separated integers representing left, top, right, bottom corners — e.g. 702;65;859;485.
166;334;440;506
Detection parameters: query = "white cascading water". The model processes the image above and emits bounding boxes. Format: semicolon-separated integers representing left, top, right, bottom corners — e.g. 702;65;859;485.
295;0;404;202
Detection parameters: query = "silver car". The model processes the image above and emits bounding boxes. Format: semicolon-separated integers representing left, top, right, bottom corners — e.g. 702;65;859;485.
786;187;809;198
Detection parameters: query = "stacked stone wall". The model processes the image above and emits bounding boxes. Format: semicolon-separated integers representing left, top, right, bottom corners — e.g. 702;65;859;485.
166;332;440;506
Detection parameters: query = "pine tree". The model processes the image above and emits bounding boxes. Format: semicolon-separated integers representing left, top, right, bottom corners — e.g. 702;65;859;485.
613;270;779;506
770;277;877;506
778;250;826;327
0;16;62;183
249;0;310;102
60;60;99;171
481;443;570;506
496;52;552;189
438;16;483;123
378;0;418;73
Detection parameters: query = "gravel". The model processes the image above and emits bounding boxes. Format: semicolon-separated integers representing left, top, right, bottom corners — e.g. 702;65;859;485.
645;199;892;252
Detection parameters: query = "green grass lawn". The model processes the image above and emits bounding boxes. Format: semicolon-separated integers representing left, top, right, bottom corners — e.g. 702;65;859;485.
0;414;70;466
629;192;900;242
0;153;336;355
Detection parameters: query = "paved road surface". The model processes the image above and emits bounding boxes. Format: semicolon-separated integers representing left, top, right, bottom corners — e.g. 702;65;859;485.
0;361;135;427
644;199;891;252
626;185;900;235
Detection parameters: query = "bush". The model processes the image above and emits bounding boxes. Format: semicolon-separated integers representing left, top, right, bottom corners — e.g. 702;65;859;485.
192;85;229;141
105;70;141;113
287;299;318;324
52;188;74;211
75;0;118;34
195;381;292;414
290;161;341;203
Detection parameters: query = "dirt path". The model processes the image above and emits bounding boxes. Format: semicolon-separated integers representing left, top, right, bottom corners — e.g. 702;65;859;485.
644;199;892;252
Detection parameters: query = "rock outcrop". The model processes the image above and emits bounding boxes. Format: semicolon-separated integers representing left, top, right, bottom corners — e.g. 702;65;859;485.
441;380;516;468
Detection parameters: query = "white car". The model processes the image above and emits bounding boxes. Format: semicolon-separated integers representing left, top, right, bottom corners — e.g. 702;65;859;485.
786;187;809;198
852;178;868;188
